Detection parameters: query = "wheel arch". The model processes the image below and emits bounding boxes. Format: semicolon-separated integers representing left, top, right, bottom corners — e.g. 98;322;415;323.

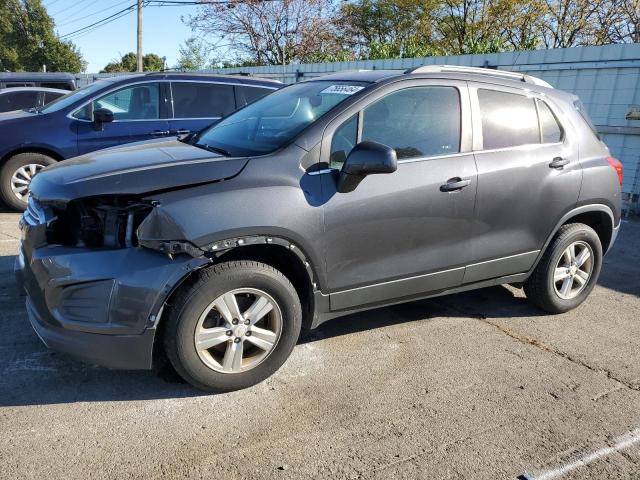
155;236;317;339
1;146;64;165
529;204;616;277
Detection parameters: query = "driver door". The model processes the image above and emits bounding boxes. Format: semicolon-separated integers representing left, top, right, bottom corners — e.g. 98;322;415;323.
319;80;478;310
75;82;170;155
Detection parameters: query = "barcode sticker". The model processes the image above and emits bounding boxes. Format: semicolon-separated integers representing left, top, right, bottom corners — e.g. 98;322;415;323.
320;85;365;95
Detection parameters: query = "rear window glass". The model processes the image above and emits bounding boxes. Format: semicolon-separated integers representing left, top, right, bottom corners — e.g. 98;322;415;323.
537;100;563;143
573;99;600;139
172;82;235;119
478;89;540;150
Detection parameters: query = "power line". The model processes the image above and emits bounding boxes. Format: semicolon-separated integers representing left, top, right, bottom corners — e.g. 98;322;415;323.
59;3;138;39
57;0;133;26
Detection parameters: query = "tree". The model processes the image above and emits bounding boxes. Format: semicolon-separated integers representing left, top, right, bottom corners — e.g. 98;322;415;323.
335;0;441;59
175;37;210;70
186;0;342;65
101;52;165;73
603;0;640;43
538;0;615;48
0;0;85;72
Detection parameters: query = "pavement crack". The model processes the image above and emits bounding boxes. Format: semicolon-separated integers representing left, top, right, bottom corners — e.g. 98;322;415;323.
478;318;640;393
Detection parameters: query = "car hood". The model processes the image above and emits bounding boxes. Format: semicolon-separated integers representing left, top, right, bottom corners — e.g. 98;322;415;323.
0;109;37;122
30;138;249;203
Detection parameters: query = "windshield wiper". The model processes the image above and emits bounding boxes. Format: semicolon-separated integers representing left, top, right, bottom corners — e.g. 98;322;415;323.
193;142;231;157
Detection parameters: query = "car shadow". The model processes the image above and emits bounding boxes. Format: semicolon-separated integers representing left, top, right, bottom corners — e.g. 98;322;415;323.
0;281;542;407
1;219;637;407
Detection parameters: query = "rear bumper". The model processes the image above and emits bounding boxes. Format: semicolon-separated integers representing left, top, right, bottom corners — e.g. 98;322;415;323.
607;222;621;254
15;240;208;370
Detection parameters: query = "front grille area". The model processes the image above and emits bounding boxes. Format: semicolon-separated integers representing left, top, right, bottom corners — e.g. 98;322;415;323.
25;196;152;249
24;197;48;226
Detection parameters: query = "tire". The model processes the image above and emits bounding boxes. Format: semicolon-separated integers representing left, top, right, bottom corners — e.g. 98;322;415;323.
524;223;602;313
0;152;56;211
164;260;302;393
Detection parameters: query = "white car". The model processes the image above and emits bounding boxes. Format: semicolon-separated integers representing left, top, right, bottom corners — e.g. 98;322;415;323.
0;87;68;113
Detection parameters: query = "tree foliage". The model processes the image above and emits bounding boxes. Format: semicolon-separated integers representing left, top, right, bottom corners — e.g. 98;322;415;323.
0;0;85;72
101;52;165;73
184;0;640;66
175;37;211;70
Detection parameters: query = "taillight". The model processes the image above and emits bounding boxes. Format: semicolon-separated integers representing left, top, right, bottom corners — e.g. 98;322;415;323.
606;156;623;186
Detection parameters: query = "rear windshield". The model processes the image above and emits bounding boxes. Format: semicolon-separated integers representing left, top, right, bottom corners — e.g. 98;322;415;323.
39;80;110;114
573;99;600;139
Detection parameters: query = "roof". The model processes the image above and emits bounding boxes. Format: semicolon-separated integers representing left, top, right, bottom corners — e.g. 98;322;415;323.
301;66;559;96
99;72;281;87
305;70;400;83
0;86;69;94
0;72;76;80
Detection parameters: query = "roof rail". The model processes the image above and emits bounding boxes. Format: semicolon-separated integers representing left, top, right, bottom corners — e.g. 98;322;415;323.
405;65;553;88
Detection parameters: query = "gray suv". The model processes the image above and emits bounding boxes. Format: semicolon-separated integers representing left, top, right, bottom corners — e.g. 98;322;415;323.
16;66;623;392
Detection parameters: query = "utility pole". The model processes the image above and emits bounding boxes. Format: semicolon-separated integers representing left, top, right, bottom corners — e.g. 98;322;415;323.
137;0;143;72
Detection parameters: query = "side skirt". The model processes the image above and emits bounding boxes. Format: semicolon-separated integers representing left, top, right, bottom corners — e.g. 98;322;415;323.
311;271;529;329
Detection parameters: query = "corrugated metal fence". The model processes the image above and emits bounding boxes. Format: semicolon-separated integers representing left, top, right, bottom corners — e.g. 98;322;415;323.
79;44;640;210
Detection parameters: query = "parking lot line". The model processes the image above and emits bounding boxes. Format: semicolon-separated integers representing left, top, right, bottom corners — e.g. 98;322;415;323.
520;427;640;480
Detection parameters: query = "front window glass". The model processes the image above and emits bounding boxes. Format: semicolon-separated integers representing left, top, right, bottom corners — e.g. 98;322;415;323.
362;86;461;160
93;83;160;120
329;114;358;169
41;80;110;114
194;81;367;156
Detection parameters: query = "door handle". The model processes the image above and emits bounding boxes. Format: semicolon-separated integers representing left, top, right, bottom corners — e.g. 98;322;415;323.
549;157;570;169
151;130;170;136
440;177;471;192
174;129;191;135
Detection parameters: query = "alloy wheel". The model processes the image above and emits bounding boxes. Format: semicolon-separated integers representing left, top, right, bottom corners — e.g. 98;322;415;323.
194;288;283;373
553;241;594;300
11;163;44;201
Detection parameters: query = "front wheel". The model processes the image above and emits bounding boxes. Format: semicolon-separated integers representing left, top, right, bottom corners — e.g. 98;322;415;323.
0;152;56;211
524;223;602;313
164;260;302;393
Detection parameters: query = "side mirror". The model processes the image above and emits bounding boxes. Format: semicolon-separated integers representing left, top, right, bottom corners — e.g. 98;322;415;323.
92;108;114;131
337;141;397;193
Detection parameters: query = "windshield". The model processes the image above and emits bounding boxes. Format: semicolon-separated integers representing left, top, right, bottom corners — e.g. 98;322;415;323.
193;81;368;156
39;80;111;114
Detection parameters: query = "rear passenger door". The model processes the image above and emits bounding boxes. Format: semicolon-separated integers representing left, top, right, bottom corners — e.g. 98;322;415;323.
465;85;581;283
168;81;236;136
75;82;170;155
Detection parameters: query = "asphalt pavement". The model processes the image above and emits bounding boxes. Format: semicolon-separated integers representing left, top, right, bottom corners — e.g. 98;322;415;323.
1;211;639;479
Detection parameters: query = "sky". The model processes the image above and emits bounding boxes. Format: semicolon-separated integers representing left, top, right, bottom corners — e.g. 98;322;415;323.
44;0;202;73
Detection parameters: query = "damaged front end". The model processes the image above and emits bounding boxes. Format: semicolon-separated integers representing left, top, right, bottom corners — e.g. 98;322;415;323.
26;194;205;257
16;194;210;370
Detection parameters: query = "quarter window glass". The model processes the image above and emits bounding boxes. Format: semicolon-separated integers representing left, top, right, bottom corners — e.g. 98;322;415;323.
361;86;461;160
329;115;358;169
478;89;540;149
238;86;271;106
2;91;38;110
44;91;65;104
172;82;235;118
537;100;563;143
93;83;160;120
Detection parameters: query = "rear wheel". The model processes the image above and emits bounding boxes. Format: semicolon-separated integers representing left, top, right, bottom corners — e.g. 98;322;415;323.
164;260;302;393
0;152;56;211
524;223;602;313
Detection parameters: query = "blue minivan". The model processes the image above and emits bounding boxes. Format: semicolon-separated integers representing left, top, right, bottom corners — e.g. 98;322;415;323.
0;72;280;210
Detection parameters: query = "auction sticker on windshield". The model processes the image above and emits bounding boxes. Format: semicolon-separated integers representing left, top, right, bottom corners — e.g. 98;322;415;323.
320;85;365;95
